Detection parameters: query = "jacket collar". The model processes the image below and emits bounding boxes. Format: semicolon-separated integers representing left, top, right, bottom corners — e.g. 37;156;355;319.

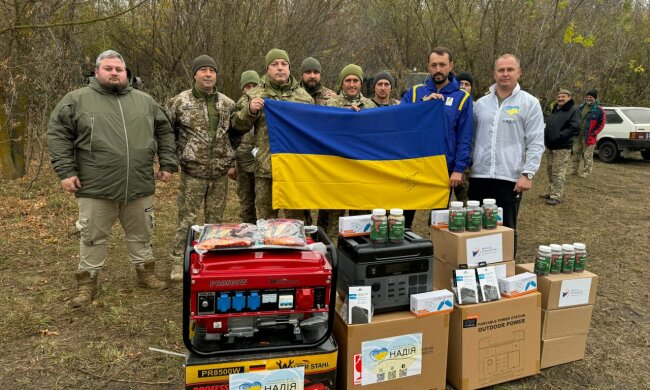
88;77;132;95
489;82;521;99
553;98;575;112
425;73;461;94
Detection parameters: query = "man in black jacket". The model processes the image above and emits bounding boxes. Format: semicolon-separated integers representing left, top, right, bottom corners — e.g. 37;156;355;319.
542;89;581;205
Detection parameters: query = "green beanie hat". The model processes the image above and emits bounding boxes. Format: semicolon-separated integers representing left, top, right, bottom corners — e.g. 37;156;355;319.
300;57;321;74
240;70;261;90
191;55;217;76
265;48;290;68
338;64;364;89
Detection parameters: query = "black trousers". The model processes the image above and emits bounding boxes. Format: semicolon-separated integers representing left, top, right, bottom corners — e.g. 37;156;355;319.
467;177;522;257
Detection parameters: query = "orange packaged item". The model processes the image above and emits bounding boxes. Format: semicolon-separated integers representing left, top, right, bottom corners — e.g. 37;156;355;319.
261;219;307;246
195;223;255;250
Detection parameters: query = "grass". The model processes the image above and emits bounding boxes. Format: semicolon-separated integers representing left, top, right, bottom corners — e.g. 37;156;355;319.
0;153;649;389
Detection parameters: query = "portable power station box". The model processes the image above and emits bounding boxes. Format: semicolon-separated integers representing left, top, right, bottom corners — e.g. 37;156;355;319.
337;230;434;313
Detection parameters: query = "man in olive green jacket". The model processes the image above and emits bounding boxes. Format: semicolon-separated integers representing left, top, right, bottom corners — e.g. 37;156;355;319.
47;50;177;308
166;55;237;281
323;64;376;236
231;48;314;220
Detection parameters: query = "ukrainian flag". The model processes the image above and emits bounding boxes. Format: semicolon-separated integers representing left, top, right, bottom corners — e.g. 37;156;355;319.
264;99;450;210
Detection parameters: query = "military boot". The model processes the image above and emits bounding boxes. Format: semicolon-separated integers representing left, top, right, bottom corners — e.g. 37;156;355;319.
71;270;98;308
135;260;169;290
170;264;183;282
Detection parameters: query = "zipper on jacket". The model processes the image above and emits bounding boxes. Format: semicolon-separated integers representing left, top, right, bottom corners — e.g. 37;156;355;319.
116;95;129;203
90;116;95;158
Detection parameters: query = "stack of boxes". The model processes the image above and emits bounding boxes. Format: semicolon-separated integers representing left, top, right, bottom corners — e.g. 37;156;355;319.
431;225;541;390
333;232;451;389
430;225;516;290
516;263;598;368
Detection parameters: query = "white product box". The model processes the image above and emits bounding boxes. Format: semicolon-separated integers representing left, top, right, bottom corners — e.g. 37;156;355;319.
348;286;372;324
476;266;501;302
453;269;479;304
430;207;503;228
338;214;372;237
498;272;538;297
410;289;454;317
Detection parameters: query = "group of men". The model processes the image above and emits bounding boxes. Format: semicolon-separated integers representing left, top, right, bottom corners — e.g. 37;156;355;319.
46;46;603;308
542;89;606;205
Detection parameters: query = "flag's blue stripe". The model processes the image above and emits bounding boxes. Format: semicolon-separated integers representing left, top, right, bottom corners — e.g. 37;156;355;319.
264;99;447;161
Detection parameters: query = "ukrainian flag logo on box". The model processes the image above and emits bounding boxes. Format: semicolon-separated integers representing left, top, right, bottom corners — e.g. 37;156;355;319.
264;100;451;210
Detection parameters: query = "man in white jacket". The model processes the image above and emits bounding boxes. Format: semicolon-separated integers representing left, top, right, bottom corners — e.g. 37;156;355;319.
469;54;544;254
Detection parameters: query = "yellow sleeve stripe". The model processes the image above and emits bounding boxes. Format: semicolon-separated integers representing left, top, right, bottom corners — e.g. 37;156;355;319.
412;84;424;103
458;90;470;111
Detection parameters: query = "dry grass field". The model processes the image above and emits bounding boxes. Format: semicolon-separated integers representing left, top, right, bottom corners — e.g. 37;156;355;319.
0;153;648;389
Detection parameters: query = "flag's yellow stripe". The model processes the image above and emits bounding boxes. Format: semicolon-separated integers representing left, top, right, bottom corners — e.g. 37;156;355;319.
271;154;450;210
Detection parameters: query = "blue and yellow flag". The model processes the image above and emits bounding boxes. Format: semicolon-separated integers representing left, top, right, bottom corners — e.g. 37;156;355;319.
264;100;450;210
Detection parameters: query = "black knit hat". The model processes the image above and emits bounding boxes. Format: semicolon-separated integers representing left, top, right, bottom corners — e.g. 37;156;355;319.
192;55;217;76
373;71;395;87
456;72;474;88
586;89;598;99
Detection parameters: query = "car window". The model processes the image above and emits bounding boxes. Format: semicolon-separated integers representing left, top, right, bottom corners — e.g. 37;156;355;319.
605;110;623;124
621;108;650;124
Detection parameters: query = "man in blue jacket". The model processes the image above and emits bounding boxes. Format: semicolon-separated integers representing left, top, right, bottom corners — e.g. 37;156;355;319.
401;47;473;228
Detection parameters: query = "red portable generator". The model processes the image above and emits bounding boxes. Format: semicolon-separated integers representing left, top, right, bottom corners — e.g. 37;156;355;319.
183;227;337;356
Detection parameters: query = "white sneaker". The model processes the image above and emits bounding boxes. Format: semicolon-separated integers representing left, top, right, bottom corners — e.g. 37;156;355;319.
170;265;183;282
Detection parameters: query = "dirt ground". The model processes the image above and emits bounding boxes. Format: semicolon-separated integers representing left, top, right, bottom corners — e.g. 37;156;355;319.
0;153;648;389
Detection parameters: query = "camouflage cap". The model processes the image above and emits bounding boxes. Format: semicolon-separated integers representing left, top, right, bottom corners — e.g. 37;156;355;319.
192;55;217;76
266;49;290;68
300;57;321;74
338;64;363;88
240;70;261;90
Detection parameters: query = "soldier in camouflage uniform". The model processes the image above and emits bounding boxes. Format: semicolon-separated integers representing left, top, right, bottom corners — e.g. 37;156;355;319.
300;57;337;105
371;71;400;107
324;64;376;237
235;70;261;224
299;57;337;229
231;49;314;220
167;55;237;281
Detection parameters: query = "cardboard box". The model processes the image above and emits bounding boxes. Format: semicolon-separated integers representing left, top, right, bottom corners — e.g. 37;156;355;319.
430;207;503;229
447;293;541;390
433;257;515;291
430;225;514;267
516;263;598;310
334;300;449;390
540;333;588;369
185;336;337;390
541;305;594;339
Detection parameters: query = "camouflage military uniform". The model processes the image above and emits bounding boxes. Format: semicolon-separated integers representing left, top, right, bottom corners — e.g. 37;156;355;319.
231;75;313;219
323;93;376;236
235;118;257;223
545;149;571;200
302;83;337;106
166;87;236;262
371;97;400;107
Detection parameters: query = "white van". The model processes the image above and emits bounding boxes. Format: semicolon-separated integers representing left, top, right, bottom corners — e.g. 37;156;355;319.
597;106;650;162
